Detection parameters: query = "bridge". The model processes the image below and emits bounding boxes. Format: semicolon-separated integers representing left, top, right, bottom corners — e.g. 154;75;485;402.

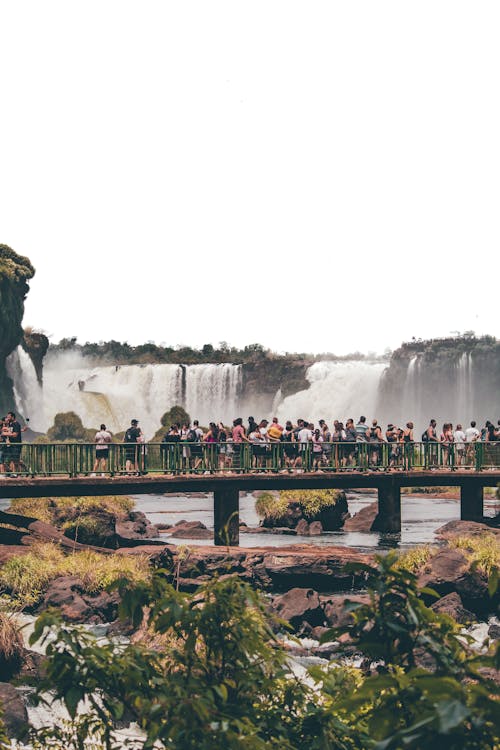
1;439;499;545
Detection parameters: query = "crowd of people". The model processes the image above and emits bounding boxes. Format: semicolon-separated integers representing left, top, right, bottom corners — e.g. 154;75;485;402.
111;414;500;474
1;411;499;477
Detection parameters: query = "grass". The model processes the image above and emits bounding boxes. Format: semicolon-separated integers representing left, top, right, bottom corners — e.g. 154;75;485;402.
0;612;24;677
447;533;500;576
8;496;134;527
255;489;343;520
0;543;151;608
395;545;435;574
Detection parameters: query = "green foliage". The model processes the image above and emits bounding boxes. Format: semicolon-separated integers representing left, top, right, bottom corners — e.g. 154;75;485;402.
256;489;343;520
150;405;191;442
8;495;134;526
0;542;150;608
23;555;500;749
448;533;500;576
395;544;434;573
46;411;95;442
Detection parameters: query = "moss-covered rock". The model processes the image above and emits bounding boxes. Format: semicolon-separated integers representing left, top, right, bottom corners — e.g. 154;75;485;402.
0;245;35;414
256;489;348;532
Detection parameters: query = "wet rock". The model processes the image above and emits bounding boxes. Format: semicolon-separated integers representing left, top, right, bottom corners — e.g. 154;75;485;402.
17;650;46;682
295;519;309;535
0;682;29;741
343;502;378;532
39;576;121;624
168;520;213;539
116;511;160;541
271;588;325;632
436;520;500;539
418;548;469;594
309;521;323;536
155;522;172;531
488;621;500;640
430;592;477;624
322;594;370;628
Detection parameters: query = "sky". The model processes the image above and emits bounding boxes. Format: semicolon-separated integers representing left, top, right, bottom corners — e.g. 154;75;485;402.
1;1;499;356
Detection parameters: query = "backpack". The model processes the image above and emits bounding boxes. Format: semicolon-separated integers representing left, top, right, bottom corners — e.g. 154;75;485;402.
187;428;198;442
421;430;428;443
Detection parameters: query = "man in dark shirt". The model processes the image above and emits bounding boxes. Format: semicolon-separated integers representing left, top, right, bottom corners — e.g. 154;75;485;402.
6;411;22;474
124;418;142;474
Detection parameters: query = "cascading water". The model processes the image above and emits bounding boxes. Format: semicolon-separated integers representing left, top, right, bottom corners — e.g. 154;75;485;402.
276;361;386;425
6;346;45;428
400;356;422;427
456;352;474;423
16;354;242;437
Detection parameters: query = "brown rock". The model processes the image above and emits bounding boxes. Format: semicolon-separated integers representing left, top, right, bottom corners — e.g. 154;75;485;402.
430;592;476;624
169;520;213;539
436;520;500;539
0;682;29;740
39;576;121;623
343;502;378;532
271;588;325;632
418;548;469;592
309;521;323;536
295;519;310;535
322;594;370;628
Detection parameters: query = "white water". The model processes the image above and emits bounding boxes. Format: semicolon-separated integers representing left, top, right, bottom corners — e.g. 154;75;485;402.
276;361;386;425
6;348;45;428
11;352;243;437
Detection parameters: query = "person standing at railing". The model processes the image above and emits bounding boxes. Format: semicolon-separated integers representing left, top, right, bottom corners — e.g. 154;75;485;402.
423;419;439;468
355;416;369;469
368;420;384;469
440;423;454;467
453;424;466;468
4;412;22;476
464;420;480;467
0;416;8;475
344;419;357;468
93;423;112;475
124;419;142;475
402;422;414;470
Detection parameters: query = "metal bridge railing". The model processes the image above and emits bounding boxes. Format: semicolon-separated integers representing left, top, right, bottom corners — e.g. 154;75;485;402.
0;441;499;477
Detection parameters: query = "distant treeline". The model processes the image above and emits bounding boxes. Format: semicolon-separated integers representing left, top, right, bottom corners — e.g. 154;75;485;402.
49;338;385;365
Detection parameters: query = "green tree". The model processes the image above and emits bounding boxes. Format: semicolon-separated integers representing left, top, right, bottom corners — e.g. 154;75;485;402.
47;412;88;441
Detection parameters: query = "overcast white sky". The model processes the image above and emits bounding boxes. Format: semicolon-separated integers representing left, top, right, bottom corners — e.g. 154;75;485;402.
1;1;498;355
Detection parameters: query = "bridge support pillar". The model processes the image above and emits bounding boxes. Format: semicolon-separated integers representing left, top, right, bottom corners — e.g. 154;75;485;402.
214;488;240;546
372;479;401;533
460;481;483;521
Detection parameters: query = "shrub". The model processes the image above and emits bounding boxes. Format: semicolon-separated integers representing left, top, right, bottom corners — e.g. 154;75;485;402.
8;496;134;527
395;544;434;573
0;612;24;679
256;488;343;520
448;533;500;576
0;543;150;608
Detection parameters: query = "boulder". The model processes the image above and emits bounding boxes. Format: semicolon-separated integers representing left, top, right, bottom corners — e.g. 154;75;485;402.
308;521;323;536
169;521;213;539
295;519;309;535
419;548;491;616
418;548;469;593
39;576;121;624
116;511;160;542
322;594;370;628
430;592;476;624
488;621;500;640
343;502;378;532
271;588;325;632
0;682;29;741
435;520;500;540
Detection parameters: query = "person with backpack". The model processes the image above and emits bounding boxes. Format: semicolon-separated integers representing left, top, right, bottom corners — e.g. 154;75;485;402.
368;419;384;468
188;420;203;471
124;419;142;475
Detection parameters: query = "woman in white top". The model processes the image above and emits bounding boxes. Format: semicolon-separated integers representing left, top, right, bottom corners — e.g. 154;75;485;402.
453;423;466;467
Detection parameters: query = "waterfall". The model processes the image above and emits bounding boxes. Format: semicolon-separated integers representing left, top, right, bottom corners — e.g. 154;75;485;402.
456;352;474;424
184;364;242;427
401;356;422;426
276;361;386;425
23;355;241;437
5;346;45;429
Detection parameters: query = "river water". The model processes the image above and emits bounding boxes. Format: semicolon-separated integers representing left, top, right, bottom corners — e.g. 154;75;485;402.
133;491;500;552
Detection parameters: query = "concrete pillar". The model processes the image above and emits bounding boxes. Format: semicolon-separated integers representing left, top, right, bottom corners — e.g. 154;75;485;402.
460;481;483;521
371;479;401;533
214;488;240;546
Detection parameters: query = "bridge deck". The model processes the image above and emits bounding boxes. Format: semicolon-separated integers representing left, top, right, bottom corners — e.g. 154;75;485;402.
1;471;497;545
